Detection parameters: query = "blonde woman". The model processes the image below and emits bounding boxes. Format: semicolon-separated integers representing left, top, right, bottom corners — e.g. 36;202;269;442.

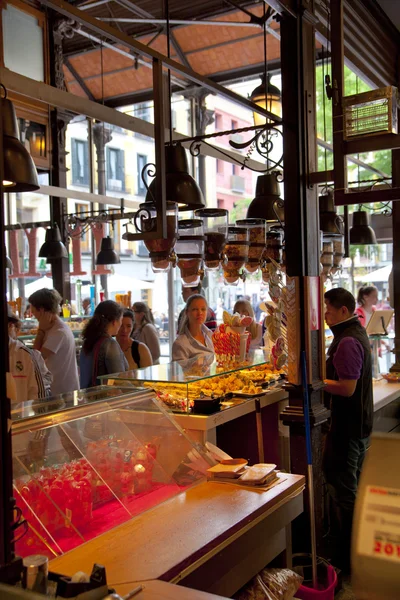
233;299;263;350
131;301;161;364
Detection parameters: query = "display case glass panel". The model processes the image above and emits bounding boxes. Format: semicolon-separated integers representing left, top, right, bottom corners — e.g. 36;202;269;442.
12;388;211;560
100;350;283;412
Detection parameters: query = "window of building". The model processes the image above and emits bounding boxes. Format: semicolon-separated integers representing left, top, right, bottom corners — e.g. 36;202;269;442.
232;163;236;175
137;153;148;196
71;139;89;186
106;147;125;192
215;114;222;130
216;159;223;174
135;102;152;122
231;119;238;130
217;199;225;209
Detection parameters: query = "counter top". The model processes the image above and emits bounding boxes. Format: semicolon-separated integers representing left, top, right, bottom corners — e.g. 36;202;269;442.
373;379;400;412
50;474;304;587
112;579;228;599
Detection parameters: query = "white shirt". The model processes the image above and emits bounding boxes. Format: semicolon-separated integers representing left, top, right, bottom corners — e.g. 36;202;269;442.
249;322;263;350
9;338;46;403
172;325;214;362
43;318;79;395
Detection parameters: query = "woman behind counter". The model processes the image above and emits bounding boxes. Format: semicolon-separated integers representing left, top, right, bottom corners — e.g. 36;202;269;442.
80;300;128;388
355;285;378;328
131;302;161;364
233;299;263;350
172;294;214;361
116;309;153;370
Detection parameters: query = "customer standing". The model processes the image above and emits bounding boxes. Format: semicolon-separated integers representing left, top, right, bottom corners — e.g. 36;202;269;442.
29;289;79;396
80;300;128;388
323;287;373;572
116;309;153;370
131;302;161;364
172;294;214;361
355;285;378;328
233;299;263;350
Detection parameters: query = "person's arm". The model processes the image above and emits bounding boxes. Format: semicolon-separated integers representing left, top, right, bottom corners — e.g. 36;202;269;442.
324;337;364;398
138;342;153;368
104;339;128;374
143;324;161;362
33;313;57;355
32;350;53;393
172;337;189;361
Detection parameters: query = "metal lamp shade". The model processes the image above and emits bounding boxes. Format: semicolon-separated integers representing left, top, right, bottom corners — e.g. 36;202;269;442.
96;236;120;265
350;210;377;245
246;173;284;222
38;224;68;259
145;144;205;212
250;75;281;126
2;98;39;192
319;191;344;235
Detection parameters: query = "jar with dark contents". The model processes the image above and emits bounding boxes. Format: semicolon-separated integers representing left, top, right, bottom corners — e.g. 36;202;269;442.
137;201;178;272
175;219;205;287
321;239;334;276
195;208;228;270
223;226;249;284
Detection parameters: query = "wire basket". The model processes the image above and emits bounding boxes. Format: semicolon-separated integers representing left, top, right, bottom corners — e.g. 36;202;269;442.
343;86;398;139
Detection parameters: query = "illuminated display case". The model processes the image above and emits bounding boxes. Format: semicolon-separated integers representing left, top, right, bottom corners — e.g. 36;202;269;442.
12;386;211;560
99;350;284;413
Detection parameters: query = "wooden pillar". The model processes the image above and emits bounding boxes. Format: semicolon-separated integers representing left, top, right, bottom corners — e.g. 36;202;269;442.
280;0;330;553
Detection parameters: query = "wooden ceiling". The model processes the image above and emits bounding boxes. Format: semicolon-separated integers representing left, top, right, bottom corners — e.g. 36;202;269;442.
61;1;282;106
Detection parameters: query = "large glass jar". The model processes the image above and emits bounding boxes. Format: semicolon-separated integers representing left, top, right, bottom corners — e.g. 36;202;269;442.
236;218;267;273
195;208;228;270
264;229;283;264
135;201;178;272
321;238;334;277
175;219;205;287
223;226;249;285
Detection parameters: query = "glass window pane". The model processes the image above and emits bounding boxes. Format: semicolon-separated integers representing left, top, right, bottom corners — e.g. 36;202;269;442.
2;4;44;81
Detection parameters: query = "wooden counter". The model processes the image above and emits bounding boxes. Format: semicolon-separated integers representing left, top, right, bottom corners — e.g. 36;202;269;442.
373;379;400;433
50;474;304;597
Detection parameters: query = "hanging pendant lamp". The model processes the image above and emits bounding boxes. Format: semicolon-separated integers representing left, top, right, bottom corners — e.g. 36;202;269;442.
39;223;68;259
96;236;120;265
246;172;284;222
249;75;281;126
350;210;377;245
1;90;39;192
145;144;205;212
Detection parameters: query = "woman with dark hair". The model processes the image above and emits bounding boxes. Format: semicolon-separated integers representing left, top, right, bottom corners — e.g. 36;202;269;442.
131;301;161;364
80;300;127;388
172;294;214;361
355;285;378;328
116;310;153;370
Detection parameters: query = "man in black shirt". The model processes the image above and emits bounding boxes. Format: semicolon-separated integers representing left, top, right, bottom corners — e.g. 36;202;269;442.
323;287;373;572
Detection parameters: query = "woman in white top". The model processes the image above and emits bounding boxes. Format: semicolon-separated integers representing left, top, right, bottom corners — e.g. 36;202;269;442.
116;310;153;370
172;294;214;362
131;302;161;364
233;299;263;350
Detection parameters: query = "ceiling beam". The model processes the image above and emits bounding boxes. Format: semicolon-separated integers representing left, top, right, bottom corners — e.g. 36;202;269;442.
64;57;95;101
334;187;400;206
169;31;191;69
38;0;281;123
95;18;262;28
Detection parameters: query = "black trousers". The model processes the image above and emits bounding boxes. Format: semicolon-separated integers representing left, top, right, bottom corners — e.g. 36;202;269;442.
323;430;370;569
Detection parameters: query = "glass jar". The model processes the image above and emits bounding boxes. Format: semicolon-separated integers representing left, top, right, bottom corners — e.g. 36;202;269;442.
321;239;334;277
236;218;267;273
223;226;249;285
331;233;345;274
264;229;283;264
195;208;228;270
135;201;178;273
175;219;205;287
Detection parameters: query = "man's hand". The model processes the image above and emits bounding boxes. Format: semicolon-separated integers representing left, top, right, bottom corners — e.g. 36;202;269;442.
324;378;357;397
38;312;56;332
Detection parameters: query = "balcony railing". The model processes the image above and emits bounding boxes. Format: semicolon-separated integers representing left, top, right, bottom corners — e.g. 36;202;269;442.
230;174;245;193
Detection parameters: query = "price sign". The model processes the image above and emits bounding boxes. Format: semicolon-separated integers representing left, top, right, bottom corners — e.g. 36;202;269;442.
357;485;400;564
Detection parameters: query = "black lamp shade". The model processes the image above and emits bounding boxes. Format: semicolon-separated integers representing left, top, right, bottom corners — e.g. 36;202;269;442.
2;98;39;193
319;191;344;235
250;75;282;126
145;144;205;212
96;236;120;265
350;210;377;245
247;173;284;222
39;224;68;259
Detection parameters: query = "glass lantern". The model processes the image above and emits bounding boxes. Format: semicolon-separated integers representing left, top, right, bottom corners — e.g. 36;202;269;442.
236;218;267;273
175;219;205;287
195;208;228;270
136;201;178;273
223;226;249;285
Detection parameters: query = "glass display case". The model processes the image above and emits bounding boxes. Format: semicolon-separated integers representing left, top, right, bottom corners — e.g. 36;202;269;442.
100;350;285;413
12;386;212;560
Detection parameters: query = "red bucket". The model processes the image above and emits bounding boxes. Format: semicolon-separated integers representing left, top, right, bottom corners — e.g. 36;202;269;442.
295;564;337;600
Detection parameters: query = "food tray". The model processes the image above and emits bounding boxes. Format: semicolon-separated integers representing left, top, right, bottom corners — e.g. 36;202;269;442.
382;373;400;383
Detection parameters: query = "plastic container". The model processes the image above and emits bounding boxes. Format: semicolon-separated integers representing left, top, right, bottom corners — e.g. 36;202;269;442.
294;560;337;600
195;208;228;270
176;219;205;287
